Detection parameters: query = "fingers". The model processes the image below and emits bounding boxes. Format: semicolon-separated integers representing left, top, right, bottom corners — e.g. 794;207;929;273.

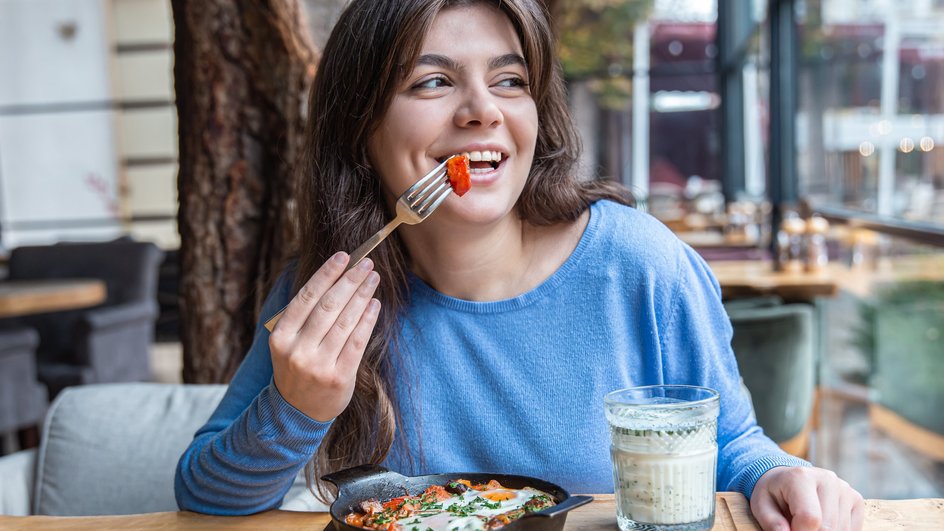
318;270;381;356
844;487;866;531
297;258;377;346
273;252;349;334
335;298;381;375
752;467;865;531
750;490;791;531
816;473;841;530
780;470;824;531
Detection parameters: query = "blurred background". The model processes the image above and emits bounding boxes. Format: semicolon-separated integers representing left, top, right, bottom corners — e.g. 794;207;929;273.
0;0;941;502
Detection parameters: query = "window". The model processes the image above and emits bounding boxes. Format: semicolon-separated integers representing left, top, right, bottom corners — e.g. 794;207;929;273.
797;0;944;225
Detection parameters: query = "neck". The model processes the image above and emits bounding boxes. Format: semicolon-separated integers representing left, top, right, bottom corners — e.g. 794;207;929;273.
399;209;589;301
401;215;536;301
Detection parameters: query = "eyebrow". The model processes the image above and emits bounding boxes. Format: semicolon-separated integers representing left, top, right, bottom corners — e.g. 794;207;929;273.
415;53;528;72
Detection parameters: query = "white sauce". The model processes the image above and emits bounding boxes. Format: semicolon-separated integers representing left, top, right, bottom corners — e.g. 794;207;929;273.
610;424;717;525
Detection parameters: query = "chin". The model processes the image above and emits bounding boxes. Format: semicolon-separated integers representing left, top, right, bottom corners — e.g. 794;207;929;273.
440;196;513;226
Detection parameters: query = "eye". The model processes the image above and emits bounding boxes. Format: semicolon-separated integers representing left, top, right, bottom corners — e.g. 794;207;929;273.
412;75;452;90
494;76;530;91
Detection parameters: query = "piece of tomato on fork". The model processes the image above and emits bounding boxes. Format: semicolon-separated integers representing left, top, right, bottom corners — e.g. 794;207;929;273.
446;153;471;196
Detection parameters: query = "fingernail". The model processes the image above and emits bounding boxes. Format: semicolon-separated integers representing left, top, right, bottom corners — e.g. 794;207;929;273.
367;271;380;286
332;252;346;264
357;258;373;271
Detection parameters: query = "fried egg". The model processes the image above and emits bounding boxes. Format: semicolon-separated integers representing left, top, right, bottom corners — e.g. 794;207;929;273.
393;486;551;531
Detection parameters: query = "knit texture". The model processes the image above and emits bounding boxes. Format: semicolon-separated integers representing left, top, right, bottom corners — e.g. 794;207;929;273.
175;200;809;514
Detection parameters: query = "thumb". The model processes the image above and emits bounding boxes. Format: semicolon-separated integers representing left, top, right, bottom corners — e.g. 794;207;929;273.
750;492;791;531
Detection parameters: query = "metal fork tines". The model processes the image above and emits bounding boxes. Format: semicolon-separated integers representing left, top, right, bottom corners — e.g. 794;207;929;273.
263;156;456;332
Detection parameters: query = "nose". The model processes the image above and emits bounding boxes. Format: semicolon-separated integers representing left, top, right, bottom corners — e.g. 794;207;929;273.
453;85;503;128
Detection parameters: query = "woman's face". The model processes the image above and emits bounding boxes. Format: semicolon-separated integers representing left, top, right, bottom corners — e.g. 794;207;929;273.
367;2;538;226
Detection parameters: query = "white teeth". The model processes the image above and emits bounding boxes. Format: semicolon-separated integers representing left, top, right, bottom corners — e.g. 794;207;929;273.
466;150;503;162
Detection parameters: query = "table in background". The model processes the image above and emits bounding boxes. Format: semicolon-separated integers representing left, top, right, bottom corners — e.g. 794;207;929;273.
0;279;106;318
679;230;758;249
0;494;941;530
707;260;840;301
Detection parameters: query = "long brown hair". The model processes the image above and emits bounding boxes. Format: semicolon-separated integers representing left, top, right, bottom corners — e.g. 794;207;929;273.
294;0;633;501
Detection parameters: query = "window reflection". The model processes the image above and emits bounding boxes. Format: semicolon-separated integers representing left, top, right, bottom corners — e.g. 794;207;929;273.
556;0;721;225
797;0;944;223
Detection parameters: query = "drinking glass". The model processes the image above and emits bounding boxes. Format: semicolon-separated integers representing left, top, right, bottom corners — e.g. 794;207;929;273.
604;385;720;531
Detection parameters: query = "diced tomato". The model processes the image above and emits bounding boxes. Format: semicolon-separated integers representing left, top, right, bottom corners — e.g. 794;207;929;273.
382;496;407;511
446;155;471;196
424;485;452;501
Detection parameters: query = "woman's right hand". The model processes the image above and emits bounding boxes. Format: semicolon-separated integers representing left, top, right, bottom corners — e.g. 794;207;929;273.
268;252;381;422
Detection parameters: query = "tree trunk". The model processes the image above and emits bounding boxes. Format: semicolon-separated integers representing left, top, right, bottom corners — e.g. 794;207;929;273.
172;0;317;383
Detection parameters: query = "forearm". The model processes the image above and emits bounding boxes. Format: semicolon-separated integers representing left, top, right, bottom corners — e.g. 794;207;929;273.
174;384;332;515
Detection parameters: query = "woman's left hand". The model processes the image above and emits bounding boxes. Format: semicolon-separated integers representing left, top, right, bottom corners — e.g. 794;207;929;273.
750;466;865;531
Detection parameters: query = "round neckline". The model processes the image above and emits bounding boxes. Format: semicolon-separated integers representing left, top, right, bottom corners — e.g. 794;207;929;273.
407;200;604;314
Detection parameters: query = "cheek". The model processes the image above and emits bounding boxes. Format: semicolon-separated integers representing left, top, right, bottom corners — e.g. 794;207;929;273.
508;104;539;155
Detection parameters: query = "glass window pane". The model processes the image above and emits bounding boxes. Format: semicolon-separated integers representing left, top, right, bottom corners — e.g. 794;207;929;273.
557;0;720;223
797;0;944;224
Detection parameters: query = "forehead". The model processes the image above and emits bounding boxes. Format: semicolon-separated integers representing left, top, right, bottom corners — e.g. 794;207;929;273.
418;3;524;60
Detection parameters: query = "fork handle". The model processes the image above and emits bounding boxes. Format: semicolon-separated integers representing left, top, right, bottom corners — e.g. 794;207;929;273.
263;218;403;332
345;218;402;272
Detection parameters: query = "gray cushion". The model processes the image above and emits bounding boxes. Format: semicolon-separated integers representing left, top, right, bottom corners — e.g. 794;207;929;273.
0;448;36;515
33;383;226;515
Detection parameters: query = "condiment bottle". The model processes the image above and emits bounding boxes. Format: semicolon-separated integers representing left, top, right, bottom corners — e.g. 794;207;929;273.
776;214;806;274
805;215;830;272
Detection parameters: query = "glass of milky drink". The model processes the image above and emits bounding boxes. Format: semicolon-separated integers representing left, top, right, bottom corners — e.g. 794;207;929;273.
604;385;720;531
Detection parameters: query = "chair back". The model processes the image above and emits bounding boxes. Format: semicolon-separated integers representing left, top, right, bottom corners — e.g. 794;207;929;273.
726;302;815;446
873;296;944;437
8;239;164;307
33;383;226;515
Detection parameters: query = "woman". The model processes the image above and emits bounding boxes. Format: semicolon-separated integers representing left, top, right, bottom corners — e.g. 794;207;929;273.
176;0;864;529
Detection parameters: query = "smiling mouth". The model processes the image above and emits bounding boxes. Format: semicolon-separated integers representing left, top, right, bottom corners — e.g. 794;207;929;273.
438;150;505;171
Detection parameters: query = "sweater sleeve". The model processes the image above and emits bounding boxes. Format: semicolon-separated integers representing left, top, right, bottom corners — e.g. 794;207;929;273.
657;244;810;499
174;271;334;515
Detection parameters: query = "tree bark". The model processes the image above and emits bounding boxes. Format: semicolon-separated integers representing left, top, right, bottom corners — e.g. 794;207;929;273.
172;0;317;383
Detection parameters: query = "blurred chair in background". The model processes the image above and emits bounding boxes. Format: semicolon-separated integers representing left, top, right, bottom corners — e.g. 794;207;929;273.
0;327;46;454
725;298;816;458
869;286;944;461
6;239;164;399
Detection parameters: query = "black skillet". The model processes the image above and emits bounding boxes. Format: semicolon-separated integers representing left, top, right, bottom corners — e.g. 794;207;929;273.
322;464;593;531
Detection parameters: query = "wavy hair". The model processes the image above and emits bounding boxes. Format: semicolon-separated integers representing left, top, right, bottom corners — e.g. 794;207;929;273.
294;0;633;501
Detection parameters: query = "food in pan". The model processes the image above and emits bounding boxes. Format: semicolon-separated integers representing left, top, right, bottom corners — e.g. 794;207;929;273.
446;154;472;196
343;479;556;530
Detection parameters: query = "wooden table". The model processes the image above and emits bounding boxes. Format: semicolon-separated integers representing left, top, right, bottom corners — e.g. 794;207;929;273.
0;279;106;318
680;230;758;249
0;494;941;530
708;260;840;301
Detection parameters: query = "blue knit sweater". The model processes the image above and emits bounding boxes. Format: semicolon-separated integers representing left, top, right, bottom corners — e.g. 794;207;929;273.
175;200;809;515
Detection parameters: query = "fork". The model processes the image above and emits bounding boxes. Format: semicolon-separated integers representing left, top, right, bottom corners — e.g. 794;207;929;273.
263;156;457;331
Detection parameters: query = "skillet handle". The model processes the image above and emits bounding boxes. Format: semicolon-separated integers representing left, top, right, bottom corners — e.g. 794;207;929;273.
321;464;396;489
531;495;594;518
